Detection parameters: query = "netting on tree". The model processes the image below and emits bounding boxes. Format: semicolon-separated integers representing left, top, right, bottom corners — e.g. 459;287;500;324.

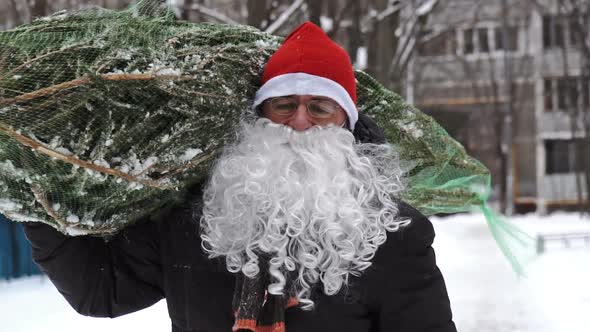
0;0;531;272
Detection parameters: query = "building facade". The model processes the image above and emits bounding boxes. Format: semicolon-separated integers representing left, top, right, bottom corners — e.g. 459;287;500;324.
406;0;589;212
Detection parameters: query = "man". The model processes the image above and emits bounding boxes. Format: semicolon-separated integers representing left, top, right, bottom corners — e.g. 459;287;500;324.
24;22;456;332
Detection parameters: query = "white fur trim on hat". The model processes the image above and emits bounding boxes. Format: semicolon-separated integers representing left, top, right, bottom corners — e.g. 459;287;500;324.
253;73;358;130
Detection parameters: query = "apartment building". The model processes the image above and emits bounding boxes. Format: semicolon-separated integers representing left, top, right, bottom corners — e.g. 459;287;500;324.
406;0;589;212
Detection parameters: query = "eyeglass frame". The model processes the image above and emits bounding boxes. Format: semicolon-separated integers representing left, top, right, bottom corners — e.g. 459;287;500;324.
257;95;349;128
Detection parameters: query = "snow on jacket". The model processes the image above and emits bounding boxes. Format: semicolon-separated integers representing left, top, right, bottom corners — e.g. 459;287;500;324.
23;114;457;332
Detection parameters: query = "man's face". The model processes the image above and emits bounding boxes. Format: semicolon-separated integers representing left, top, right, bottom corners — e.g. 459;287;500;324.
260;94;348;131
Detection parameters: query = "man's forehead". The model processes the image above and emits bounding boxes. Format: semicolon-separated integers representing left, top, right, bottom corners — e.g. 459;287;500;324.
279;94;339;102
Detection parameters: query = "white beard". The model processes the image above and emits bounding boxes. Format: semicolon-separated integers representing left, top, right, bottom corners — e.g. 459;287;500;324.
200;118;408;309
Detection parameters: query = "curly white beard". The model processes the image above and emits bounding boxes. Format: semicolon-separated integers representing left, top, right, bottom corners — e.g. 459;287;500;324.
200;118;409;309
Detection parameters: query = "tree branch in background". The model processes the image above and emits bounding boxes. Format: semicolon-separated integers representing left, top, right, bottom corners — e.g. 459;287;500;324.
327;0;354;40
180;0;193;20
348;0;362;64
415;0;440;17
29;0;47;20
376;1;404;22
306;0;322;27
389;17;419;78
366;0;399;89
247;0;269;29
8;0;22;27
389;0;441;80
185;3;239;25
361;0;404;32
265;0;305;34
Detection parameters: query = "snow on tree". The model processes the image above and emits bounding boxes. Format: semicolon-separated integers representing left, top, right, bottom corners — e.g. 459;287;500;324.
0;0;490;236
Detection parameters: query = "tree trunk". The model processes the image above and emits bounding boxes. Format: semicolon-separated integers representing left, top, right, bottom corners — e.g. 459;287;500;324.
8;0;23;28
181;0;194;20
180;0;203;22
347;0;361;64
306;0;322;27
367;0;399;89
30;0;48;19
247;0;269;29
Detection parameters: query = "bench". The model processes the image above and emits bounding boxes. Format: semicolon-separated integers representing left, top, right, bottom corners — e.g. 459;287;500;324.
536;232;590;254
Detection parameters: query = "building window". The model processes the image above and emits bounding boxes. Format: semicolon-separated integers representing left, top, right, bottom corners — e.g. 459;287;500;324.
545;139;584;174
543;14;588;49
478;28;489;52
557;78;577;110
417;29;457;56
494;26;518;51
544;79;554;112
464;28;474;54
544;77;590;112
461;25;519;55
543;15;565;48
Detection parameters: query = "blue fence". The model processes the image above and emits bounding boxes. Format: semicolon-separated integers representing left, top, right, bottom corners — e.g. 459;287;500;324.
0;216;41;280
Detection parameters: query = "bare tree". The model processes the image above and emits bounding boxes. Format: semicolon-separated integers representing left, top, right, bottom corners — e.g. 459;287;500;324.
347;0;362;64
8;0;23;27
306;0;322;26
366;0;399;90
247;0;270;28
30;0;48;19
181;0;194;20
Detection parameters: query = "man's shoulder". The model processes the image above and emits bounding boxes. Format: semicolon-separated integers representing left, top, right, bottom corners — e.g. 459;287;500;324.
375;200;435;258
353;113;386;144
349;200;438;299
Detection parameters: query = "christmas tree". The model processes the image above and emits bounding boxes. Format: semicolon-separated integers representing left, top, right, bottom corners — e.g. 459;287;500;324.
0;0;489;236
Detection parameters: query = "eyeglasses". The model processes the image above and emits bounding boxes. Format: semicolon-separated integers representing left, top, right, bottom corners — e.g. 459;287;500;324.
264;96;343;120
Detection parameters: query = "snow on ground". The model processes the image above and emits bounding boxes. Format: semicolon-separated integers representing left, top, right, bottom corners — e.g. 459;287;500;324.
432;212;590;332
0;277;169;332
1;212;589;332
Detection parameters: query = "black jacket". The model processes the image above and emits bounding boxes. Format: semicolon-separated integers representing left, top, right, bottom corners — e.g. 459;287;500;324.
23;114;456;332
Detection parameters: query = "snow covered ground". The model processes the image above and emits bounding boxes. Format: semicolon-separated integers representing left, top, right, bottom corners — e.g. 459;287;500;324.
1;212;589;332
432;212;590;332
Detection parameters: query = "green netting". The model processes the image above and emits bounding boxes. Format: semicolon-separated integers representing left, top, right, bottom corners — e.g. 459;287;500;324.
356;70;535;274
0;0;533;271
0;2;279;235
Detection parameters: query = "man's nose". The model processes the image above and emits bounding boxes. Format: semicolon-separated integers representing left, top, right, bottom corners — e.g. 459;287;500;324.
285;104;313;131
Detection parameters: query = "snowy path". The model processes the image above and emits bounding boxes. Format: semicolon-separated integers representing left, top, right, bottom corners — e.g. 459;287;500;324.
1;213;589;332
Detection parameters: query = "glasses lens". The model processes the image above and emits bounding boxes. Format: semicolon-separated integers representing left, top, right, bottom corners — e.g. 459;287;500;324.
308;100;339;118
270;97;298;115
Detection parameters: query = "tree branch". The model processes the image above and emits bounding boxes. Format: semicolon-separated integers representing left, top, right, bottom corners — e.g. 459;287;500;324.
185;3;239;25
0;124;175;190
376;2;404;21
327;0;354;39
30;184;68;229
415;0;440;17
361;1;404;32
265;0;305;35
0;44;97;81
0;72;217;106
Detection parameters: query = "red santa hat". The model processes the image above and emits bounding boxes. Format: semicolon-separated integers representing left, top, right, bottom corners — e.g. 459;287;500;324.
253;21;358;130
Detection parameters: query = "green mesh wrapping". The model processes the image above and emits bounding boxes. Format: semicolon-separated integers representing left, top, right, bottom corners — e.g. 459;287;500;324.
0;4;279;234
356;71;489;215
356;71;535;274
0;0;531;271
